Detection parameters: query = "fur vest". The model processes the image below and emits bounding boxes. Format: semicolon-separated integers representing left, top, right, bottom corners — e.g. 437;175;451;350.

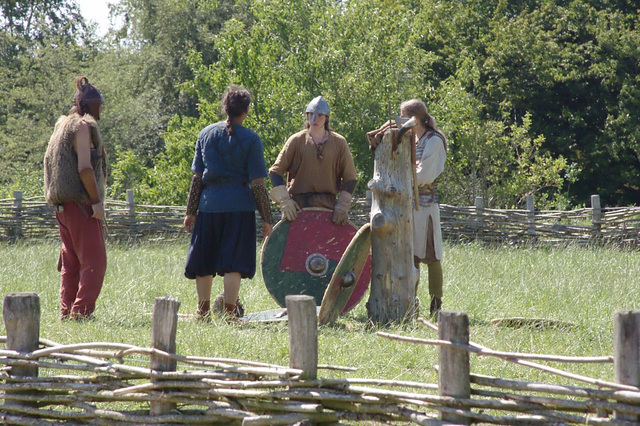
44;113;106;206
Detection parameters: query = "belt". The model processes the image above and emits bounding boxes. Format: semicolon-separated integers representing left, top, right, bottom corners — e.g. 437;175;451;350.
55;203;90;218
297;192;335;208
418;193;439;205
204;180;248;188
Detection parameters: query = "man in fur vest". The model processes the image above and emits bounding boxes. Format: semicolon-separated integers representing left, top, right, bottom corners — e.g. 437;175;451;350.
44;76;107;320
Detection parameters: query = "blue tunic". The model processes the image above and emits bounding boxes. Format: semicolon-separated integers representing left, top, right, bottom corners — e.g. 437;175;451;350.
191;122;267;213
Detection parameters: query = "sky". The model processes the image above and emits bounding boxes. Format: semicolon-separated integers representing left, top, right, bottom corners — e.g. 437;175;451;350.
76;0;120;37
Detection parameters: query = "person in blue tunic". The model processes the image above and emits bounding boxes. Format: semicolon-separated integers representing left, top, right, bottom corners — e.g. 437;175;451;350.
183;86;273;321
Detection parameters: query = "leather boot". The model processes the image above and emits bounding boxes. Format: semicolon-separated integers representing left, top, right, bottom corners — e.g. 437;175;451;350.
429;296;442;320
196;300;211;321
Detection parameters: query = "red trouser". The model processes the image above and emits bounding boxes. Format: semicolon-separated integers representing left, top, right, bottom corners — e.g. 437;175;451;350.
55;202;107;318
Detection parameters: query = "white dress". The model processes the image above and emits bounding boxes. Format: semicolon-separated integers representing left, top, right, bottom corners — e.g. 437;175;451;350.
413;132;446;261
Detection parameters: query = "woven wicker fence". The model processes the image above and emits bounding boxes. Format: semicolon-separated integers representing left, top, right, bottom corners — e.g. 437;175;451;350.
2;190;639;246
1;293;639;425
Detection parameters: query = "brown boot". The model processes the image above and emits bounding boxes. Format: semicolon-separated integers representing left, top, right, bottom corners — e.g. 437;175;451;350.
429;296;442;321
224;300;246;324
196;300;210;321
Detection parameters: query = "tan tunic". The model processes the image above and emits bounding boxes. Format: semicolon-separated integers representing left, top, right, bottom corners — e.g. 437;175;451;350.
270;129;357;209
44;113;106;206
413;132;446;261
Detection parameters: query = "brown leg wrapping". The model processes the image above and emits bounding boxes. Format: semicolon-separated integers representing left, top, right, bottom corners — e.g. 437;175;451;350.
197;300;210;320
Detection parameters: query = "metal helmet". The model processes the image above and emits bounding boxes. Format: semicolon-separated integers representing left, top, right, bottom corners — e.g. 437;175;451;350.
305;96;330;122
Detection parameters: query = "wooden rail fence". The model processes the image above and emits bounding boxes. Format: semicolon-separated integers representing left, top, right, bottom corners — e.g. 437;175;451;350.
1;292;639;424
2;190;639;246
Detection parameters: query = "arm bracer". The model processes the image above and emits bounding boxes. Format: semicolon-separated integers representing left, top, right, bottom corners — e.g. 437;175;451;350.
341;179;357;195
269;172;286;187
79;167;101;204
186;174;203;216
251;182;273;225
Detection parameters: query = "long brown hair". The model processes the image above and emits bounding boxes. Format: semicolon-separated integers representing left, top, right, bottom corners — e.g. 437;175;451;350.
69;76;103;120
222;86;251;136
304;115;332;131
400;99;447;150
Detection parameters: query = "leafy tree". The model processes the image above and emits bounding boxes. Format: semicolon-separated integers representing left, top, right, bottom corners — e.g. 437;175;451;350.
469;2;640;205
112;0;435;203
5;0;635;209
0;0;93;197
433;78;572;209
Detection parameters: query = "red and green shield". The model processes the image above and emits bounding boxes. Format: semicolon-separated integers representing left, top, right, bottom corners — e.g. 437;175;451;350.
261;208;371;313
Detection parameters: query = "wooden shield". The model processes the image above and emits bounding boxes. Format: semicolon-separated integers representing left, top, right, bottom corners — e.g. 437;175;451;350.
261;208;371;312
318;223;372;325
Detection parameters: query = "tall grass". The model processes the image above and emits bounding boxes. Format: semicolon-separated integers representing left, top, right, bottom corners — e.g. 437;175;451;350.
0;239;638;387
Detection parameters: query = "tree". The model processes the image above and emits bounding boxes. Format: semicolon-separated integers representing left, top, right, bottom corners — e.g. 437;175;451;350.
0;0;93;197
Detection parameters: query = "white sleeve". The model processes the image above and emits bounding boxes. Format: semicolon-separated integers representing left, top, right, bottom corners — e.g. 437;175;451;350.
415;135;446;186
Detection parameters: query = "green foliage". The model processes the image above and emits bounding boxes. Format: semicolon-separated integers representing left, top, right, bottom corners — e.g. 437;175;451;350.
2;0;639;207
151;0;445;200
0;1;95;198
469;1;640;205
434;79;573;208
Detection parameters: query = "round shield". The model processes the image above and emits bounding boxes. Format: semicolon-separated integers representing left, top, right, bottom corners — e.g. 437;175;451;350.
261;208;371;313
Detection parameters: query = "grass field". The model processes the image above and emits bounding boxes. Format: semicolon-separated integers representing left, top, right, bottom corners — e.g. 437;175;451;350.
0;238;638;389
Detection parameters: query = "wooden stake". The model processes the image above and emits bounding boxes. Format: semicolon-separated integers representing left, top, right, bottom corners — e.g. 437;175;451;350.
614;309;640;422
438;311;470;424
150;296;180;415
286;295;317;379
3;292;40;407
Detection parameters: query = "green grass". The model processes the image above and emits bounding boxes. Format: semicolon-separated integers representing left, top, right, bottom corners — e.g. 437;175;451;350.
0;239;638;387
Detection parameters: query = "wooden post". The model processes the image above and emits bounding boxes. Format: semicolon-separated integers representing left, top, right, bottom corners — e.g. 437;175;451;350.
150;296;180;415
613;310;640;421
474;196;483;210
591;194;602;238
364;190;373;207
286;295;317;379
474;196;483;241
526;194;535;237
367;129;415;324
3;292;40;406
126;189;135;218
438;311;470;424
126;189;136;237
12;190;24;240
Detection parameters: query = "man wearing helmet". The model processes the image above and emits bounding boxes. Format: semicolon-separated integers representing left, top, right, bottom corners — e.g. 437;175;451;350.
269;96;357;225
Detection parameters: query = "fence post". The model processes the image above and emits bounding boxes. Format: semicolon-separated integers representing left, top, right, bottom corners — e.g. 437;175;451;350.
286;295;317;379
438;311;470;424
3;292;40;407
150;296;180;415
526;194;535;237
12;190;24;240
474;196;483;241
365;190;373;208
126;189;135;218
591;194;602;238
613;310;640;421
126;189;136;237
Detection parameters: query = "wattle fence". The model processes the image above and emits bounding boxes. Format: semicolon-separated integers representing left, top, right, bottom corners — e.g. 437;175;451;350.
1;293;639;424
2;190;639;246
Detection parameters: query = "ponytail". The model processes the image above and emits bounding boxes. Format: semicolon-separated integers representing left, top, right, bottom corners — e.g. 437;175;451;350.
400;99;448;151
222;86;251;136
69;76;104;120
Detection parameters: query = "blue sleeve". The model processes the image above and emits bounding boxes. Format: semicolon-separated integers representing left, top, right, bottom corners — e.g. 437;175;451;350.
191;136;205;174
247;134;268;181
